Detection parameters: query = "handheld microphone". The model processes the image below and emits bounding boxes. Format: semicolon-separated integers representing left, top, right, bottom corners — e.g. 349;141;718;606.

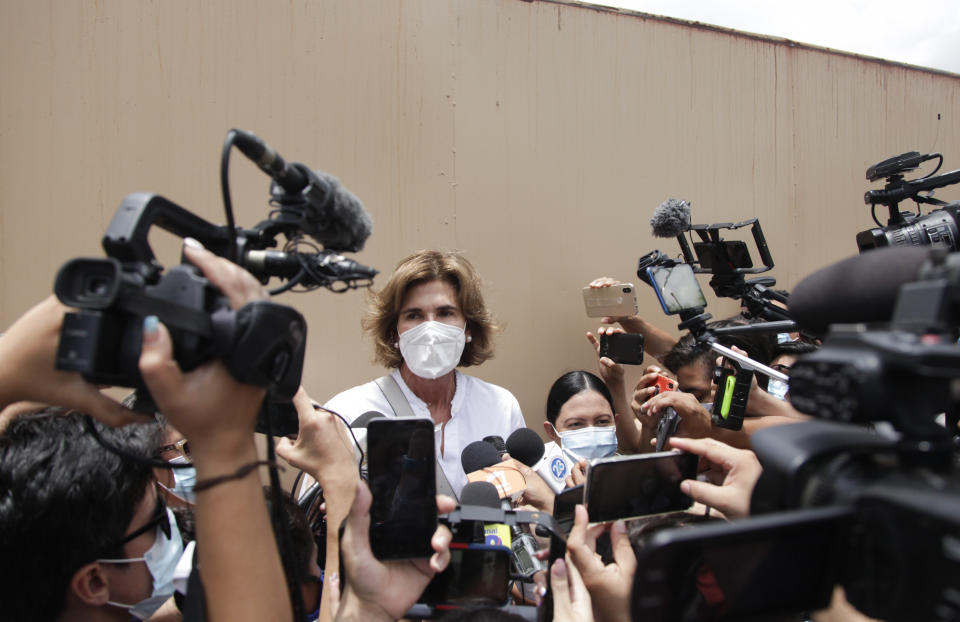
650;198;692;238
461;442;527;501
483;435;507;458
461;441;503;474
505;428;568;494
460;481;511;547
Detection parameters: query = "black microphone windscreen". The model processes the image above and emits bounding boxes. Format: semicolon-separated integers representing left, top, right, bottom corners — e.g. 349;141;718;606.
461;440;502;473
650;198;692;238
482;435;506;455
505;428;545;467
460;481;502;509
351;411;386;428
789;246;928;336
312;171;373;253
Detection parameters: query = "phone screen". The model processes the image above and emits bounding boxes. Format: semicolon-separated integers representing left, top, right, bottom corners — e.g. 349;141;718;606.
419;543;512;606
646;264;707;315
632;506;850;621
585;451;699;522
367;418;437;559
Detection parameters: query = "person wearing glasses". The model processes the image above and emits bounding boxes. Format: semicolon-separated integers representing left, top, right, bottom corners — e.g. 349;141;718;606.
154;418;197;507
0;408;181;621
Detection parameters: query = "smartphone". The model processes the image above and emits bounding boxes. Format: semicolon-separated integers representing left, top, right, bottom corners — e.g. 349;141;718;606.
585;451;699;522
631;506;851;621
694;240;753;272
652;374;676;395
645;264;707;315
599;332;645;365
419;542;512;607
367;418;437;559
582;283;639;318
552;484;584;536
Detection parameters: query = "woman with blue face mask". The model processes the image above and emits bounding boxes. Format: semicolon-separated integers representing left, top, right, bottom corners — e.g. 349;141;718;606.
541;371;619;483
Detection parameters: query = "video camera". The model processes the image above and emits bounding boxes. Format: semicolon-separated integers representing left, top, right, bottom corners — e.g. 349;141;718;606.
857;150;960;253
53;129;378;434
630;245;960;621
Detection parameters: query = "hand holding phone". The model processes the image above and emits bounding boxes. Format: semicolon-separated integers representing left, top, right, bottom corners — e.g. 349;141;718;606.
583;283;639;318
584;451;698;522
599;332;645;365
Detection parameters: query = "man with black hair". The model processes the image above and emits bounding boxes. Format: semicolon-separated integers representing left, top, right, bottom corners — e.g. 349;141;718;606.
633;317;805;448
0;407;173;622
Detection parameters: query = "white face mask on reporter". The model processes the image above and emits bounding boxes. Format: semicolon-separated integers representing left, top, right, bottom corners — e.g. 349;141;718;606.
398;320;467;380
554;425;618;461
97;507;184;620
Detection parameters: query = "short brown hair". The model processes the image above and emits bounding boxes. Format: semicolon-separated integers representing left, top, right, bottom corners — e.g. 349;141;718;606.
363;250;499;369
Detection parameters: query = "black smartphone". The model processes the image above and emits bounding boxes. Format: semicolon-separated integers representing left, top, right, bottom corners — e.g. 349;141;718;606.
646;264;708;315
599;332;645;365
367;418;437;559
585;451;699;522
552;484;584;536
694;240;753;272
419;542;512;607
632;506;852;621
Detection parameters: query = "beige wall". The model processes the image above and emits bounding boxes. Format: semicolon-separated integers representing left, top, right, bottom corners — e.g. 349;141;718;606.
3;0;960;433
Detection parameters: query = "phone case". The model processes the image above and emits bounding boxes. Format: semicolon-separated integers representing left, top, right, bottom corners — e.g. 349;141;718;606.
599;332;645;365
582;284;639;318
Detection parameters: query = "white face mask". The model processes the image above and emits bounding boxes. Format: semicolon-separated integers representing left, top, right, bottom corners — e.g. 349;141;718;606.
555;425;618;461
157;456;197;504
98;507;184;620
398;321;466;380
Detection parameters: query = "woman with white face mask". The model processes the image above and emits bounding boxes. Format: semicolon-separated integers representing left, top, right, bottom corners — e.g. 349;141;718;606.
320;250;525;498
540;371;620;487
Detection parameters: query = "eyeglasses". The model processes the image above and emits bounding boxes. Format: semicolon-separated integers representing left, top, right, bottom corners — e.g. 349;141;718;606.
157;438;191;462
104;495;172;555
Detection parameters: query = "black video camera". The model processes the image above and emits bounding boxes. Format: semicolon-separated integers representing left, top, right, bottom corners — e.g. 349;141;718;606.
54;129;378;434
857;151;960;253
744;248;960;621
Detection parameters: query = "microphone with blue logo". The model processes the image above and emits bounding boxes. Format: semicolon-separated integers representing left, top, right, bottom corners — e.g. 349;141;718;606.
505;428;569;494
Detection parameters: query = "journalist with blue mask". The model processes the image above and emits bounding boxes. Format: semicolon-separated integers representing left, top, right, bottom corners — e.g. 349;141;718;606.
319;249;525;499
541;370;620;482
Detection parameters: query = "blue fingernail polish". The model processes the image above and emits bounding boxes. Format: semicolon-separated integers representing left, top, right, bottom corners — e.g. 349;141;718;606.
143;315;159;334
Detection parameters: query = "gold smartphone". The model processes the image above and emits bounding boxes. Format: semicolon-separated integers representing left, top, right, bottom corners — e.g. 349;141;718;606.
582;283;638;318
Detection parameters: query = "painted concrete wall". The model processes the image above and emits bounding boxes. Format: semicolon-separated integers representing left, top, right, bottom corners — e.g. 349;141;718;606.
3;0;959;430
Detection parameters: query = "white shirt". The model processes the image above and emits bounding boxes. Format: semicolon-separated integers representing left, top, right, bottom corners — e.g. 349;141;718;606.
323;369;525;497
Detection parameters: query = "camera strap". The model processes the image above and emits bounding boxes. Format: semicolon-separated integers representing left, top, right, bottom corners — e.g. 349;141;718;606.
375;374;458;502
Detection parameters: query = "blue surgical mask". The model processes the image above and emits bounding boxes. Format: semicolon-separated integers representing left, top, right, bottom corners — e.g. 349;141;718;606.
158;455;197;504
555;425;618;461
98;507;184;620
776;332;792;344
